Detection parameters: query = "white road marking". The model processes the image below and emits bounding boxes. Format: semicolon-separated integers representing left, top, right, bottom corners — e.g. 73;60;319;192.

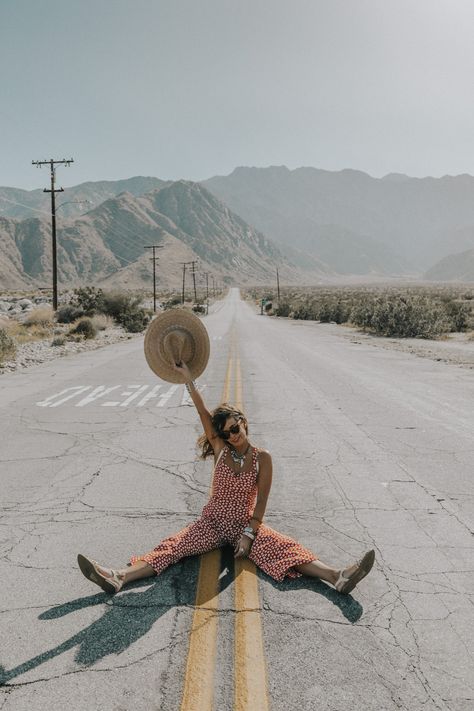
36;386;91;407
119;385;149;407
157;384;179;407
76;385;121;407
35;383;201;408
136;384;162;407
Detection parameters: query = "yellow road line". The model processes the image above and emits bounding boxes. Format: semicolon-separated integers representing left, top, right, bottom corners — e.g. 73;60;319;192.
223;356;233;403
180;549;221;710
234;355;270;711
180;342;235;711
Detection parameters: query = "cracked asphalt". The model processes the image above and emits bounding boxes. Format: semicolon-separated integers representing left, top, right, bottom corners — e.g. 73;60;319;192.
1;289;473;710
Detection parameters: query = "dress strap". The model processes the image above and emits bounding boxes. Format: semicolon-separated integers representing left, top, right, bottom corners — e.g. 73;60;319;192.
254;447;259;474
215;446;227;467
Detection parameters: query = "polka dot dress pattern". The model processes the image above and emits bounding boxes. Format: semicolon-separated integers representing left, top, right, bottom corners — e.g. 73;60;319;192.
130;446;317;581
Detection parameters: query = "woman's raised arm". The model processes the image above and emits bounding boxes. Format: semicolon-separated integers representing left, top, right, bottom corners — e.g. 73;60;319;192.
172;362;221;452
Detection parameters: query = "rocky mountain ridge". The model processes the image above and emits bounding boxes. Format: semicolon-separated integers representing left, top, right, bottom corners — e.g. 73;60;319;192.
0;181;307;291
0;176;168;220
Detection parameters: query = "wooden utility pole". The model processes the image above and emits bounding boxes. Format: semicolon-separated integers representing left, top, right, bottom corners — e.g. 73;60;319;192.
201;271;210;314
32;158;74;310
180;261;193;304
276;266;281;303
190;260;199;302
145;245;163;312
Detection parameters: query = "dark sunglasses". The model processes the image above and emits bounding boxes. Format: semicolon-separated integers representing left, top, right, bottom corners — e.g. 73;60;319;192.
219;417;242;440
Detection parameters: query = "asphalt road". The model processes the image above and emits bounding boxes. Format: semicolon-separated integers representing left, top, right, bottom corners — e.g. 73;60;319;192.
1;289;473;710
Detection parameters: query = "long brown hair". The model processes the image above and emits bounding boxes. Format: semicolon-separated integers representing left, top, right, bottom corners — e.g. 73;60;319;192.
197;403;248;459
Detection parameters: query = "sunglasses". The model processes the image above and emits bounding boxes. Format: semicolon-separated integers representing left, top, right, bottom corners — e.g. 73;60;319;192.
219;418;242;440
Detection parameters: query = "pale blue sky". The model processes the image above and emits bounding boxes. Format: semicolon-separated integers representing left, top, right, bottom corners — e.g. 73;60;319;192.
1;0;473;189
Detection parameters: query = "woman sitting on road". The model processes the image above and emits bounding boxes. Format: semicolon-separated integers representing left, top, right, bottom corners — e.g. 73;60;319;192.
78;362;375;595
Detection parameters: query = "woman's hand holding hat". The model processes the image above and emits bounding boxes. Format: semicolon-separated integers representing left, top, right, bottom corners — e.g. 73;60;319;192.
173;360;192;382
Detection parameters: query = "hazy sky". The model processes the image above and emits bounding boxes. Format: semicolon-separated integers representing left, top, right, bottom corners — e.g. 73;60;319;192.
1;0;473;190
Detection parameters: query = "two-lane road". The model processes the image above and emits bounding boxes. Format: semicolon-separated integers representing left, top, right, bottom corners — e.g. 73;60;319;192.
1;289;473;710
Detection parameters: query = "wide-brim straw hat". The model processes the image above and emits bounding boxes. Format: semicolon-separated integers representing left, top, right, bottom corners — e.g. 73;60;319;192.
144;309;210;383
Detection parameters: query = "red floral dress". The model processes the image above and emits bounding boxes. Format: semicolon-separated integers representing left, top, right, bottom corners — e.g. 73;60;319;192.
130;446;317;581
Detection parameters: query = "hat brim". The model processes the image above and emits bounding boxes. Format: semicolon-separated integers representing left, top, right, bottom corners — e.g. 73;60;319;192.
144;309;210;383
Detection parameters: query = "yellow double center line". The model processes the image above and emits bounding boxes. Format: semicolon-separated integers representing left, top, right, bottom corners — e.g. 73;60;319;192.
180;335;269;710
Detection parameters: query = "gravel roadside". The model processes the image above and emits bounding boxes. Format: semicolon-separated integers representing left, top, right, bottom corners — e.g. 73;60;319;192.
0;325;141;374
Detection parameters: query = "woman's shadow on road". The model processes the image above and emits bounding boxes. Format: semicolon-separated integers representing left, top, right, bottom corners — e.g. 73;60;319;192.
0;548;363;686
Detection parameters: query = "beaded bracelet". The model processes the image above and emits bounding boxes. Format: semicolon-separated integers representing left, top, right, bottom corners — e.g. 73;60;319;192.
185;380;196;394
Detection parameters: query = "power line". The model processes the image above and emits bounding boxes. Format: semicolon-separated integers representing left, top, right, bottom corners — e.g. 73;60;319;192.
0;196;51;217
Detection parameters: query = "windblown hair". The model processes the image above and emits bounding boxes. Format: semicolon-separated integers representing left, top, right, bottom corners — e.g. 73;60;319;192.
197;402;248;459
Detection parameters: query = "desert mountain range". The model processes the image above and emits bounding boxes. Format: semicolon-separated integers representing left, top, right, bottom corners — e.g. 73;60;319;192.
0;181;303;291
204;166;474;277
1;166;474;290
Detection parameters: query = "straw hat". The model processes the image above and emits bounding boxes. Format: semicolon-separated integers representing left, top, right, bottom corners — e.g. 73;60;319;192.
144;309;210;383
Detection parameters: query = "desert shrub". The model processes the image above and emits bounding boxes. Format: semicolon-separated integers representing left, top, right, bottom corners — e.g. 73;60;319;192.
71;286;105;316
192;304;205;314
443;300;471;332
163;296;182;309
90;313;113;331
100;291;151;333
117;307;150;333
370;295;449;338
3;321;49;343
51;335;66;347
316;298;350;324
24;306;54;327
101;291;139;319
0;328;16;363
56;305;85;324
275;302;291;317
293;305;313;320
349;298;375;329
69;317;98;340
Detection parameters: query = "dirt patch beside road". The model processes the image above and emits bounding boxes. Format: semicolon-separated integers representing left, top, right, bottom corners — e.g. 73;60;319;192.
343;327;474;369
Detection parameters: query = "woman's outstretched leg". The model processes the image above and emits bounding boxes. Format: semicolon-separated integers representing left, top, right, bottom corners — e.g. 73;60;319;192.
78;517;222;594
77;555;155;594
117;560;156;584
295;550;375;594
294;560;339;585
